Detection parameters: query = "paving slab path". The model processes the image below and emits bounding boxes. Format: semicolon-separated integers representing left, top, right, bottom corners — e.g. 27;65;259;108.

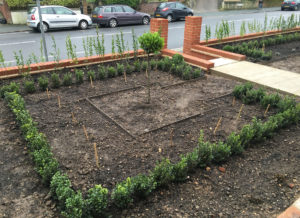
211;61;300;97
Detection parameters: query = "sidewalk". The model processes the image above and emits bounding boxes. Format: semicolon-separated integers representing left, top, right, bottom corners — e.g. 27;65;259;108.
0;24;31;34
211;61;300;97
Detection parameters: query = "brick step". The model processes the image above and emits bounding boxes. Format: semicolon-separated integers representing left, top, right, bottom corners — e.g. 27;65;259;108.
161;49;214;71
192;44;246;61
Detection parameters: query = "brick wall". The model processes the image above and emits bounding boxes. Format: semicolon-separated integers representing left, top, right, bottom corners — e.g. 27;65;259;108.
150;18;168;49
139;2;160;15
0;0;12;23
183;16;202;54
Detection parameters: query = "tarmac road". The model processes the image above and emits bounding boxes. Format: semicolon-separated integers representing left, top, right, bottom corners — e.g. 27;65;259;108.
0;8;299;66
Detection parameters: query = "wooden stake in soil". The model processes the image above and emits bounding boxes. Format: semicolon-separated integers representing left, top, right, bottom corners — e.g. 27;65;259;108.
57;95;61;108
213;117;223;135
71;112;77;124
170;129;174;146
90;76;94;88
93;143;100;168
236;104;244;121
264;104;271;117
232;97;236;106
82;125;89;140
123;71;127;83
46;88;50;99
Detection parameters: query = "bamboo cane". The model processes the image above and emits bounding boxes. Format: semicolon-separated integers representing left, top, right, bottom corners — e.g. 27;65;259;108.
264;104;271;117
57;95;61;108
213;117;223;135
93;143;100;168
236;104;244;121
82;125;89;140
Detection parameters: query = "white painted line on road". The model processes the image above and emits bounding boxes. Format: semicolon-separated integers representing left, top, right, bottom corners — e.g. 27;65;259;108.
0;31;30;36
0;40;36;47
70;31;131;40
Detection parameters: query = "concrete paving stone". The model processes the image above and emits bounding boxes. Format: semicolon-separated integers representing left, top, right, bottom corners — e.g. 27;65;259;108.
212;61;300;97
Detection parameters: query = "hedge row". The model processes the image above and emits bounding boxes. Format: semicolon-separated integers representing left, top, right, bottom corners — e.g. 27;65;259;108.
7;0;80;10
4;81;300;216
223;32;300;60
0;55;204;95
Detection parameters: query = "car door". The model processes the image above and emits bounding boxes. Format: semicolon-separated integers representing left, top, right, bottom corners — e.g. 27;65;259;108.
175;3;188;18
122;5;140;24
53;6;77;28
113;6;126;24
41;7;57;28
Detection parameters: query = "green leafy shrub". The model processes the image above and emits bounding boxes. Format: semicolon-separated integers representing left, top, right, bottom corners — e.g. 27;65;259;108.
133;60;141;72
38;76;49;91
172;157;188;182
102;0;140;9
172;54;184;65
24;80;36;94
141;61;148;71
62;191;84;218
51;73;61;88
111;177;133;208
197;131;213;167
260;93;281;108
157;60;165;71
32;146;59;184
131;174;156;198
126;64;134;75
277;96;296;112
75;69;84;84
226;132;243;155
184;149;199;172
116;63;125;76
192;68;203;79
175;64;186;77
151;158;174;187
63;73;72;86
87;70;96;80
150;60;157;70
27;132;49;152
242;88;265;104
163;57;172;72
0;82;20;98
107;66;117;78
98;66;107;80
86;185;109;215
239;124;256;148
233;82;253;99
211;141;231;163
223;45;233;52
261;51;272;61
170;64;177;75
182;65;192;80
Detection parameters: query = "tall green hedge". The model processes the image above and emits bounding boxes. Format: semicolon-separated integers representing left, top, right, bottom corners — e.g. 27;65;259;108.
6;0;80;10
102;0;140;9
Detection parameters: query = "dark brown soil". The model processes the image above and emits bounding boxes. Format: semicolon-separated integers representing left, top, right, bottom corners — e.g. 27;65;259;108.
0;100;57;217
1;54;299;217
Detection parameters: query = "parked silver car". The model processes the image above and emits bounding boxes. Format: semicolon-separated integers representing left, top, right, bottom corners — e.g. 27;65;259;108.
27;5;92;32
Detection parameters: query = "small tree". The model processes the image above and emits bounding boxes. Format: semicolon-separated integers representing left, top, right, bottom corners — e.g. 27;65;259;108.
138;32;164;103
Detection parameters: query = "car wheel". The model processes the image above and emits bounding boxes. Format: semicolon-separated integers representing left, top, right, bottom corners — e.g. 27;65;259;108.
109;19;117;28
79;20;88;30
187;13;193;16
167;14;173;23
37;22;48;33
142;16;150;25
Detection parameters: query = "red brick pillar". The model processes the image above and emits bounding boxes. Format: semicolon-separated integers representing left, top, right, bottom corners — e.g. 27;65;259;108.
183;16;202;54
150;18;168;49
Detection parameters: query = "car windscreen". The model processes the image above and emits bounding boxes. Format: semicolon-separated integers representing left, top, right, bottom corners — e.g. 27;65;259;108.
93;7;103;13
28;7;36;14
159;3;168;8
